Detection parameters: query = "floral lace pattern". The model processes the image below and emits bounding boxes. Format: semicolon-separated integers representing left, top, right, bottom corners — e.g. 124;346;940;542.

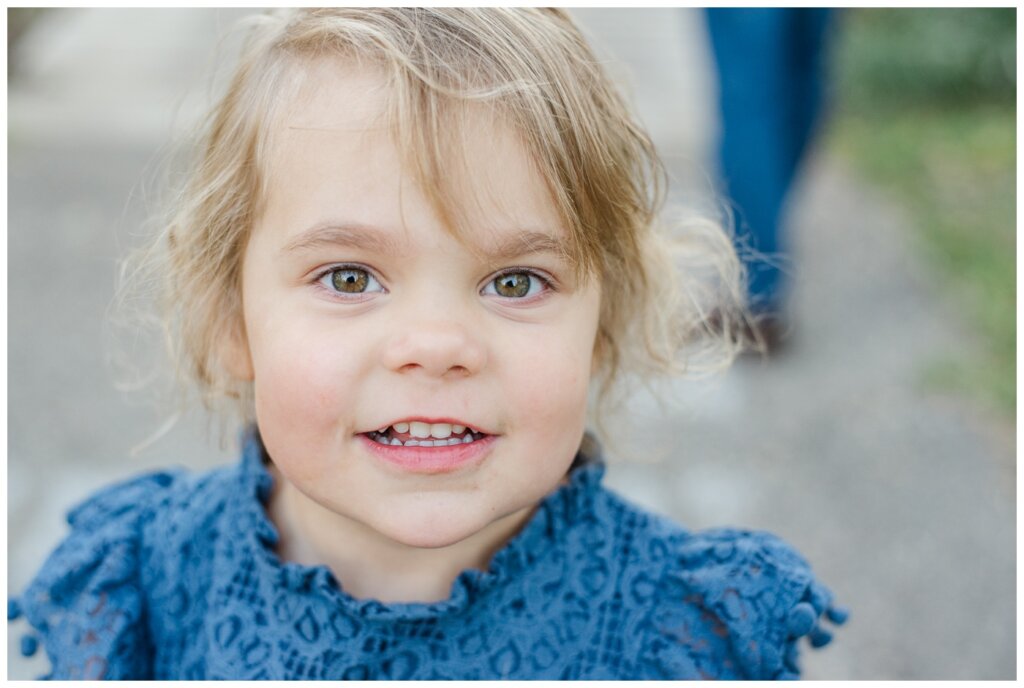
11;430;846;679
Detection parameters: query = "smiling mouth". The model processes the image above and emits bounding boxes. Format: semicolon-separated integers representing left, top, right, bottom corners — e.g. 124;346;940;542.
364;421;489;448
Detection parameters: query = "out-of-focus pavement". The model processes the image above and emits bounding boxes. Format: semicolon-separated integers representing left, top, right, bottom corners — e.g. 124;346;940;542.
7;9;1015;680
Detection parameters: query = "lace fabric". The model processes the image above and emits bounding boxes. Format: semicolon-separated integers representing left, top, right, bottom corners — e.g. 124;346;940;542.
11;430;846;679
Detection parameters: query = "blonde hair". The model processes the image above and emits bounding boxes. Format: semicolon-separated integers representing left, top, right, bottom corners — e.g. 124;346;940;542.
123;8;747;446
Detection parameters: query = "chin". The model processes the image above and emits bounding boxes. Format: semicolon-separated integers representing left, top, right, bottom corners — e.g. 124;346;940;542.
370;504;498;550
385;529;471;550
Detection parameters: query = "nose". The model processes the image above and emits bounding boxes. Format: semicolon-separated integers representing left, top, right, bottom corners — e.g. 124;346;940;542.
381;318;488;378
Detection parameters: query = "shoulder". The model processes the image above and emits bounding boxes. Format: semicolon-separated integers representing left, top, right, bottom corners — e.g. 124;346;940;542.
62;461;239;531
64;463;241;568
584;485;844;679
12;462;243;679
639;524;847;679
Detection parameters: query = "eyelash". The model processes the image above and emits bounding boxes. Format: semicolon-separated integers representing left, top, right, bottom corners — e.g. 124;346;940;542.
482;268;555;302
313;264;556;302
314;263;385;299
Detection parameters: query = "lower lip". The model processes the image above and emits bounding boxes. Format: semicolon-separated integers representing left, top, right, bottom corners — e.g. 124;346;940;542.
358;434;497;474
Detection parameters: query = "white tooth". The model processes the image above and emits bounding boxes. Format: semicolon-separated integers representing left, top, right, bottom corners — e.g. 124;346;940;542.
405;439;420;447
375;434;389;445
378;427;389;434
409;422;430;438
393;422;410;433
421;439;437;447
446;438;461;446
390;438;402;446
462;435;473;444
430;423;452;439
452;424;466;434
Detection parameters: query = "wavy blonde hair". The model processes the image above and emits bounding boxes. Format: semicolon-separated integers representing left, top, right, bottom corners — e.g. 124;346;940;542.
123;8;747;447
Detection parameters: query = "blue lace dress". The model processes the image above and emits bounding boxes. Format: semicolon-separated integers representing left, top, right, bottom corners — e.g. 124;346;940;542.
10;429;846;679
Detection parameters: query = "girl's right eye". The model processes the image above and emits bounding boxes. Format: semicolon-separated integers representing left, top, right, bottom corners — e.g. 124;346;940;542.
317;266;384;296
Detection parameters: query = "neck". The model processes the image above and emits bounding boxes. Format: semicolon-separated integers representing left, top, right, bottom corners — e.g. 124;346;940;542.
266;465;537;603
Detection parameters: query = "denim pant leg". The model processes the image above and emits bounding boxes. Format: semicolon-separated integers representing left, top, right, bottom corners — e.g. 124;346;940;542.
705;8;832;313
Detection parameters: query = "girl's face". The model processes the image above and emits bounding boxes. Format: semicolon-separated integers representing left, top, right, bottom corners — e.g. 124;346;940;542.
231;61;601;550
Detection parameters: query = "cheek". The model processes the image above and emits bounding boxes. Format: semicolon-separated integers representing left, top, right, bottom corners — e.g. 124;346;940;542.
503;313;597;437
250;322;365;433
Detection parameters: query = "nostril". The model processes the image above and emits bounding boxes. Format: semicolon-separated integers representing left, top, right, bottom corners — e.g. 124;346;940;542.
397;363;470;377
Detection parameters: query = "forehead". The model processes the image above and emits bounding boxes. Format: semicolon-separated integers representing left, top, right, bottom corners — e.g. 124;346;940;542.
258;56;563;249
274;57;388;138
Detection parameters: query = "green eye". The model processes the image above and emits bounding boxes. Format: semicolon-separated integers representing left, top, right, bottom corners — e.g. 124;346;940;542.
484;270;551;300
493;272;532;298
323;266;385;296
331;268;369;293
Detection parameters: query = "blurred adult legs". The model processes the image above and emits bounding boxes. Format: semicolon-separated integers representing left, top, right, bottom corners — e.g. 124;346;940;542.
705;8;833;319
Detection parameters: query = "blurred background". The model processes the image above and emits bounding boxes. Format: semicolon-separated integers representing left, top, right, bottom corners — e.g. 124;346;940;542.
7;8;1015;679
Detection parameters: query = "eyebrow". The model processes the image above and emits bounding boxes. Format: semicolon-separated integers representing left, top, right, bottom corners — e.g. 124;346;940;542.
282;223;404;257
484;230;570;263
282;222;570;263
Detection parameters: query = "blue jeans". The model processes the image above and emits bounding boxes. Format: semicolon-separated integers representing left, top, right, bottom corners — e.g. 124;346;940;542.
705;8;833;313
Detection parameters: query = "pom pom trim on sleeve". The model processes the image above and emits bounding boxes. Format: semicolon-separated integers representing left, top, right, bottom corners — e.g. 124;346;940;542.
644;527;847;679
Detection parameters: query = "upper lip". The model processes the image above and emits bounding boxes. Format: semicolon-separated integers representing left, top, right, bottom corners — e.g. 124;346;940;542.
367;417;492;434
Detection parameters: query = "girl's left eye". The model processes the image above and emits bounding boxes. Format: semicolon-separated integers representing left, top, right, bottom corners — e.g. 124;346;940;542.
318;266;384;295
482;270;550;299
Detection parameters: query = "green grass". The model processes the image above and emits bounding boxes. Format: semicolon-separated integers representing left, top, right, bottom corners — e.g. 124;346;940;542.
829;9;1015;416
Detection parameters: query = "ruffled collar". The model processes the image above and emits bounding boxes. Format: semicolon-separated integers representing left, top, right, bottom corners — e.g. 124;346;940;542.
231;427;605;622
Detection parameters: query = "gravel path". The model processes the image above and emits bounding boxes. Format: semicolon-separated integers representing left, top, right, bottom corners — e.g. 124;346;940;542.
7;9;1014;680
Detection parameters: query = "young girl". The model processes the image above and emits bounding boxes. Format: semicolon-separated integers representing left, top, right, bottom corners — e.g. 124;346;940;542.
10;9;845;679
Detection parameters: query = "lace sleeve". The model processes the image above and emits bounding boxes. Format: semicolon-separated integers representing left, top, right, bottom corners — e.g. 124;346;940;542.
10;471;178;679
640;528;848;680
